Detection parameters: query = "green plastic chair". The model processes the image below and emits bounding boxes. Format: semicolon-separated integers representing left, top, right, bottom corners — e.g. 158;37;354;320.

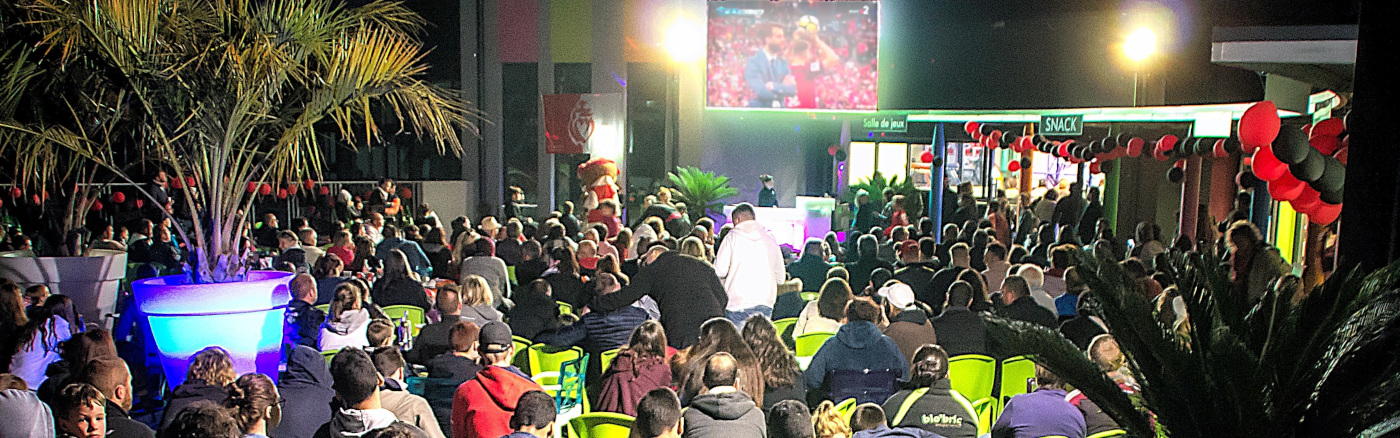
795;331;836;358
568;412;634;438
833;398;857;422
512;335;533;373
800;292;819;301
1088;430;1128;438
381;305;426;337
322;349;339;365
557;301;574;316
315;304;331;313
999;355;1038;406
772;318;799;345
528;344;584;377
948;354;997;407
599;348;621;372
507;265;518;284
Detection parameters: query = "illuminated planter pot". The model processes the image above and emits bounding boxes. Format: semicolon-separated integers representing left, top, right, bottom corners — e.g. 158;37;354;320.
132;271;293;387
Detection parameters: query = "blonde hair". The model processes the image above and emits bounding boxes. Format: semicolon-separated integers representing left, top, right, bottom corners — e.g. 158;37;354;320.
187;346;237;387
460;275;493;307
680;237;708;262
812;400;851;438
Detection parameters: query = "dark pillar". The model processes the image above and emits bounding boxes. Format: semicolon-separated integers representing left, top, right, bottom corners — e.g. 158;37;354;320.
1339;0;1400;271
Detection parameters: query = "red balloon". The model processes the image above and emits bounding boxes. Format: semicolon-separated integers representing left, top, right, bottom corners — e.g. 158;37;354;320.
1008;160;1022;172
168;177;182;189
1253;147;1288;181
1293;188;1322;213
1309;202;1342;225
920;150;934;163
318;186;331;196
91;199;103;211
1334;146;1348;165
1153;148;1169;161
30;194;40;205
989;130;1003;145
286;184;299;195
1241;157;1253;167
1089;161;1103;174
135;199;144;208
1311;118;1345;138
1239;101;1281;149
1056;142;1070;157
1126;137;1144;157
1310;135;1341;155
1213;139;1228;158
276;188;288;199
398;187;413;200
303;178;316;191
7;187;19;199
964;121;980;135
259;183;273;196
246;182;258;193
111;192;126;204
0;198;4;208
828;145;839;156
1268;173;1306;201
1157;135;1178;152
1173;159;1187;169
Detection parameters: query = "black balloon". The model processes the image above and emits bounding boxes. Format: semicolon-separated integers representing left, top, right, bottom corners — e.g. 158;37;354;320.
1193;138;1211;156
1310;157;1346;193
1320;189;1343;205
1021;157;1032;169
980;124;996;137
1273;128;1310;164
1236;171;1260;188
931;157;943;167
1289;149;1325;182
1168;167;1185;183
834;150;848;162
1101;136;1119;153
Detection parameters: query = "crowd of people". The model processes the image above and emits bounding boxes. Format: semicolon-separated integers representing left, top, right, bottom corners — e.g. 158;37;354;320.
0;177;1294;438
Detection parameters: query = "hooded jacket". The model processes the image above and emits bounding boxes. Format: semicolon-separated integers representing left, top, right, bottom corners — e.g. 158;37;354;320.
320;309;371;351
286;299;327;349
105;399;155;438
544;305;649;359
312;407;428;438
381;379;445;438
595;349;672;416
802;321;909;392
852;425;946;438
713;220;785;311
883;309;939;365
681;389;766;438
160;378;229;431
451;365;543;438
272;346;336;438
786;253;834;293
882;380;977;438
0;389;55;438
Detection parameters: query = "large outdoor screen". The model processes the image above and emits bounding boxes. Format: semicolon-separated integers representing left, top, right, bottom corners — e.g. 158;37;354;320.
706;1;879;110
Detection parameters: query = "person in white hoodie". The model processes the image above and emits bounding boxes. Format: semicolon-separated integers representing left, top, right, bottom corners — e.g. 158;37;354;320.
320;284;372;351
712;203;785;327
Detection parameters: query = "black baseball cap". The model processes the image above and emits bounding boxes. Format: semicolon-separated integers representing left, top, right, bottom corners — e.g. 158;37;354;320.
479;321;513;354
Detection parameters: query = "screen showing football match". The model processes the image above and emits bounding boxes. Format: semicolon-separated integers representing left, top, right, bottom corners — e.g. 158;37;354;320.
706;1;879;110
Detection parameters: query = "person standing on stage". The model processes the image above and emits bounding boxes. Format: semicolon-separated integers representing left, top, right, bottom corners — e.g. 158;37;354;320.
757;175;778;208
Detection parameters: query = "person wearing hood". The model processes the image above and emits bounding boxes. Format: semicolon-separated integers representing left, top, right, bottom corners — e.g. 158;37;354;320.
803;298;909;401
452;322;541;438
0;387;55;438
313;348;429;438
680;353;766;438
320;284;372;352
712;204;784;326
273;346;337;438
370;349;445;438
160;347;236;432
878;282;938;365
849;403;945;438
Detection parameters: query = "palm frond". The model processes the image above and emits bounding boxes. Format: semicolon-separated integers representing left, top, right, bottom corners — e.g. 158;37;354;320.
668;167;739;221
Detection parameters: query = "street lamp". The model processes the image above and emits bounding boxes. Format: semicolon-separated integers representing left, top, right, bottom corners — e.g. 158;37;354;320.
662;15;702;174
1123;27;1157;106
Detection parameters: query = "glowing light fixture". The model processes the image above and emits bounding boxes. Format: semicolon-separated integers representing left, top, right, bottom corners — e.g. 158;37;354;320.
133;271;293;387
665;18;704;63
1124;27;1158;62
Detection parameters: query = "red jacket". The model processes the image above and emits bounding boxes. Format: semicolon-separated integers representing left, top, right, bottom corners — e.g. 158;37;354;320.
451;366;541;438
595;349;672;416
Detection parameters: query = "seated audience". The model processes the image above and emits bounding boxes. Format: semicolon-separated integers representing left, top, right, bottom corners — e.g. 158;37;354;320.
163;400;241;437
8;297;74;389
881;345;977;438
0;384;55;436
877;282;938;365
803;298;909;401
424;322;482;429
767;399;815;438
451;322;541;438
849;403;941;438
543;273;648;358
893;239;940;307
1055;267;1086;320
787;239;834;294
370;349;444;438
796;278;851;337
366;319;396;350
990;364;1086;438
501;391;555;438
224;373;280;438
161;347;236;431
812;399;852;438
681;353;767;438
633;388;684;438
1013;265;1058;317
314;253;353;306
54;383;107;438
457;276;504;324
514;241;549;286
36;328;119;405
286;274;326;349
677;319;765;408
588;246;728;350
274;230;310;273
302;228;327;267
1068;335;1130;436
321;285;372;351
273;346;336;438
508;280;561;341
376;225;432;278
995;276;1057;328
457;238;512;308
79;356;154;438
1058;292;1107;351
315;348;428;438
740;315;806;411
596;321;672;416
327;231;358;273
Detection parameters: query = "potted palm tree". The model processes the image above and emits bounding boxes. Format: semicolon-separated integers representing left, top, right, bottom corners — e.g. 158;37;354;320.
668;166;739;222
987;249;1400;437
0;0;477;385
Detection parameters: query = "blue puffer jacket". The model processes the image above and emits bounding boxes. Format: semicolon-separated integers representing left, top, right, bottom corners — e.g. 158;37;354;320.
803;320;910;391
539;305;650;357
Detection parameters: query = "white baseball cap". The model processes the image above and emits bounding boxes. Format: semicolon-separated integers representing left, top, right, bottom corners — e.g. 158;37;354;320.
878;282;916;310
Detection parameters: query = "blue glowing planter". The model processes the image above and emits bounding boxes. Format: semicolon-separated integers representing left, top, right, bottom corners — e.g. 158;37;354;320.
132;271;293;387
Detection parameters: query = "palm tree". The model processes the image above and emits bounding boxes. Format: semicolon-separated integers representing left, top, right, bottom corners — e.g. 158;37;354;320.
669;166;738;222
0;0;478;282
987;248;1400;437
